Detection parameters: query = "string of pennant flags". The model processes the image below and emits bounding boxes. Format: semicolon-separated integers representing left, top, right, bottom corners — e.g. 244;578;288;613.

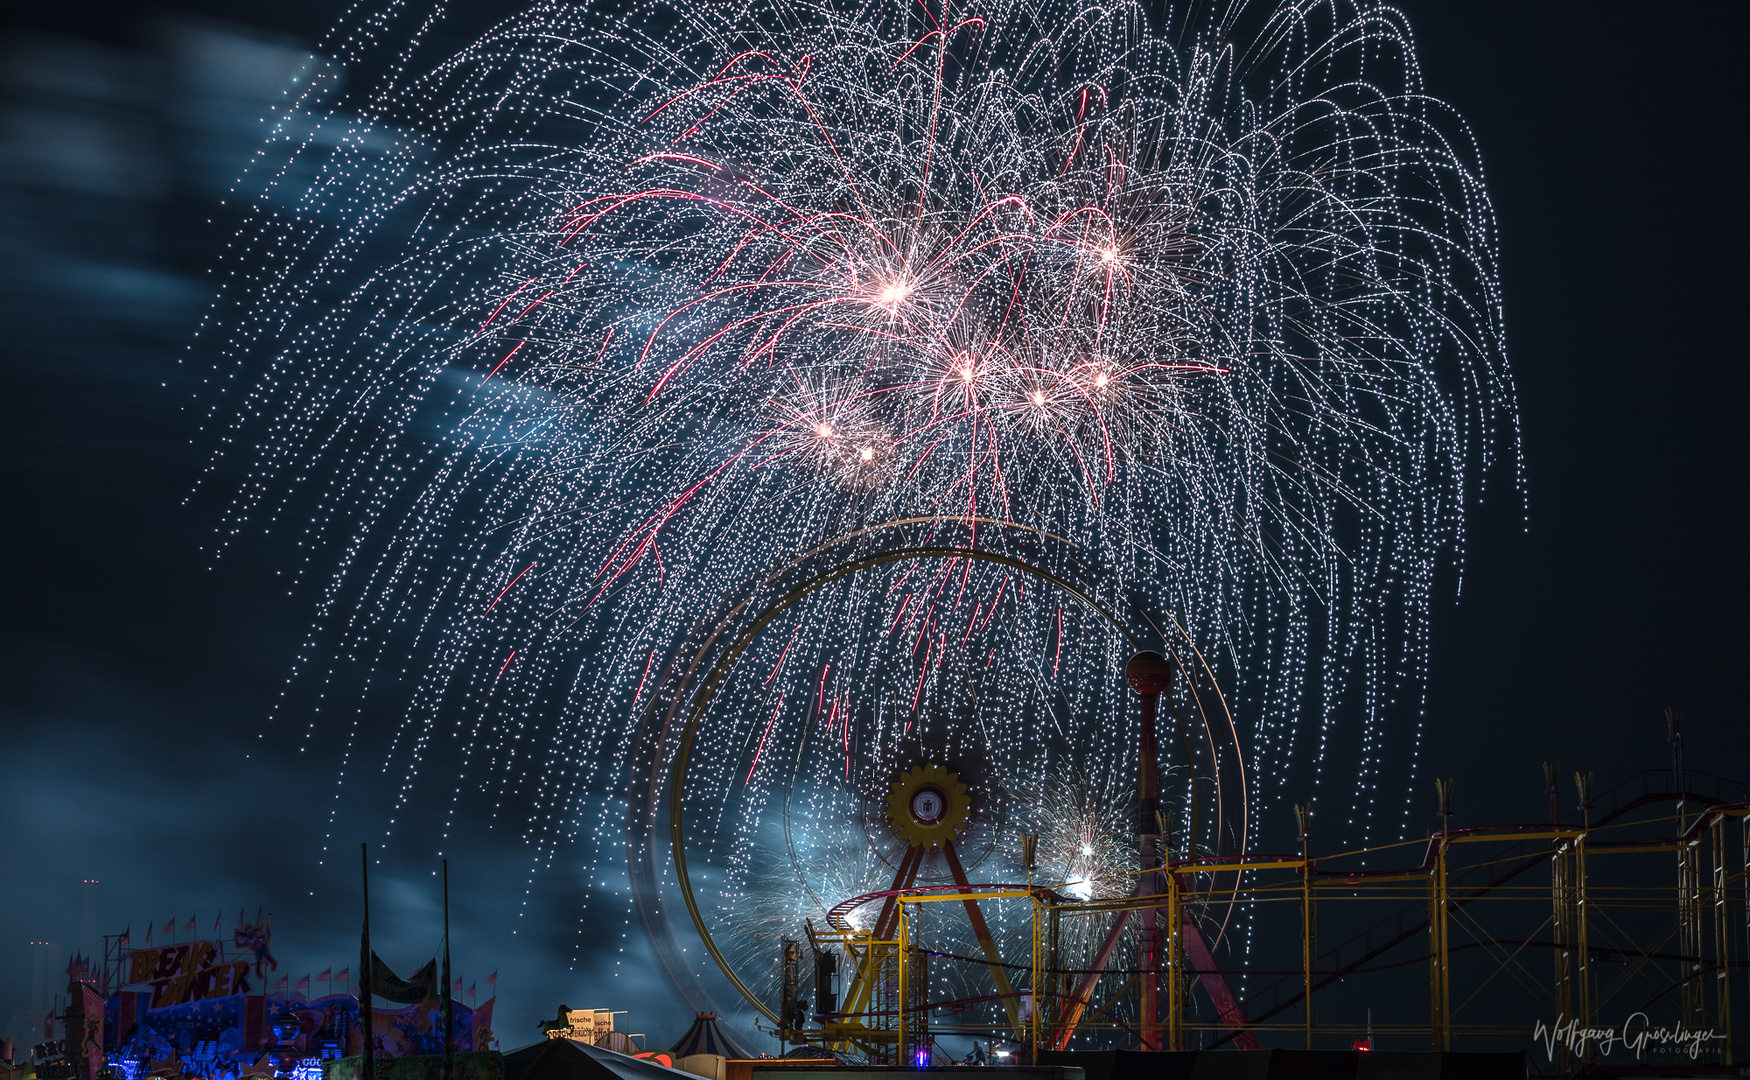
122;907;269;945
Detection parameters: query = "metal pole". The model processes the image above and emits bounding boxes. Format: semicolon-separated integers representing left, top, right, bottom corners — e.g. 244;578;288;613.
1431;781;1453;1052
360;845;373;1080
1741;815;1749;1066
1440;848;1451;1051
1303;873;1312;1051
1046;905;1060;1042
1577;829;1590;1063
1552;836;1572;1080
1296;806;1312;1050
1165;871;1182;1052
1712;817;1732;1064
1022;892;1036;1064
1671;711;1703;1033
442;860;453;1080
1575;772;1594;1067
1682;839;1705;1030
1667;708;1685;830
896;904;909;1065
1429;836;1449;1051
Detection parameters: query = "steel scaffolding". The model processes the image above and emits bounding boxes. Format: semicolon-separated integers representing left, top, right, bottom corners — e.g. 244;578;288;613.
793;770;1746;1078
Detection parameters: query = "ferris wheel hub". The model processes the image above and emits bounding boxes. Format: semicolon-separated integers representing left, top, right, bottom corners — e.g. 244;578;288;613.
886;763;971;848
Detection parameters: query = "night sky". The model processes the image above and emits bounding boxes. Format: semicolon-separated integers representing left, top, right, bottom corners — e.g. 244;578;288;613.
2;0;1745;1055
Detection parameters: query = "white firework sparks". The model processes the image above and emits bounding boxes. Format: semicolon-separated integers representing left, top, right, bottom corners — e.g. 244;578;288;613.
201;0;1514;1022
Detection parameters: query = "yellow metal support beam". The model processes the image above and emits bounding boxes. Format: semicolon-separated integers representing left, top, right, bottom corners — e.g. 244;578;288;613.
805;811;1744;1065
1303;873;1313;1048
1165;868;1182;1051
1430;835;1450;1051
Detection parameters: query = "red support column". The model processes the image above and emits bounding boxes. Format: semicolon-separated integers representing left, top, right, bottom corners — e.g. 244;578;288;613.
1127;652;1174;1051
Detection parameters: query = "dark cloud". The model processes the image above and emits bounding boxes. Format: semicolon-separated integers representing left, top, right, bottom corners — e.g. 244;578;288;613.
0;5;692;1050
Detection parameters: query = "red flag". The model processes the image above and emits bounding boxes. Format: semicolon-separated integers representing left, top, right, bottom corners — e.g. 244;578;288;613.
237;907;246;928
296;974;310;991
145;922;153;944
336;967;349;983
274;976;288;993
161;919;175;935
120;925;131;947
318;968;332;983
485;970;497;986
212;914;221;932
467;983;476;1001
451;978;463;995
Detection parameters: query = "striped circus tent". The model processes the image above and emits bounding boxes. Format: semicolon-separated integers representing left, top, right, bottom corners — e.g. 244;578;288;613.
668;1014;747;1060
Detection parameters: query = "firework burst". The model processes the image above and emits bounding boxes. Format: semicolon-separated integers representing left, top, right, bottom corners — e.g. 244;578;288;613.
204;0;1514;1025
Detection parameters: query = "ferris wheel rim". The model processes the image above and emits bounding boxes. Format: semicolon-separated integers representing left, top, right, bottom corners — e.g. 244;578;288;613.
665;543;1178;1021
625;520;1248;1025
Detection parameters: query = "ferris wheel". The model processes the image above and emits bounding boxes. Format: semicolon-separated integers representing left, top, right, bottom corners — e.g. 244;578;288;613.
625;519;1247;1059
